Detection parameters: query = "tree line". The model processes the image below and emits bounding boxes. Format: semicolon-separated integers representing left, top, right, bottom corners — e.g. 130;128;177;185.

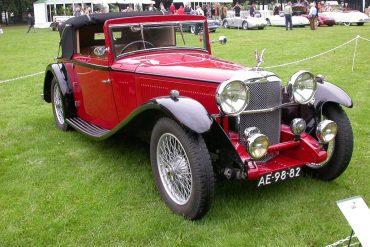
0;0;34;24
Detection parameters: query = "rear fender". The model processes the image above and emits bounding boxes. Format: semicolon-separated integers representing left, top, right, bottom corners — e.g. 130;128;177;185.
43;63;76;118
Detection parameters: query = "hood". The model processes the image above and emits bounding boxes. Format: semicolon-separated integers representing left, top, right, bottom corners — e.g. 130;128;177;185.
112;52;251;83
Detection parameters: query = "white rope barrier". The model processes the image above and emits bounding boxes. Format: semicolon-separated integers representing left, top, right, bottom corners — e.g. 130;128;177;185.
0;71;43;84
358;36;370;42
0;35;369;84
265;35;362;69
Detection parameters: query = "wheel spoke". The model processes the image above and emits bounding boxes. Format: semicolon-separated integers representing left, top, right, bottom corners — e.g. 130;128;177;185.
157;133;192;205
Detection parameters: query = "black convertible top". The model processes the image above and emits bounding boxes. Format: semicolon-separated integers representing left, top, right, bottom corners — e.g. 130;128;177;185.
59;11;165;59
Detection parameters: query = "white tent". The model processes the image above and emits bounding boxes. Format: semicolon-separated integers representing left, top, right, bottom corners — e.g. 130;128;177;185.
33;0;153;28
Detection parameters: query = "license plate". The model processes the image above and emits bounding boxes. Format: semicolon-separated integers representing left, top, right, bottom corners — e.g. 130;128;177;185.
257;167;301;187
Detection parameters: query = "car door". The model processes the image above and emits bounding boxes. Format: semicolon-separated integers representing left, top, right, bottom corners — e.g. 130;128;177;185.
72;26;119;129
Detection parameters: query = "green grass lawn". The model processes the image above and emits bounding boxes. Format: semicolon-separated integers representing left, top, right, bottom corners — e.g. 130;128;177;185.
0;24;369;246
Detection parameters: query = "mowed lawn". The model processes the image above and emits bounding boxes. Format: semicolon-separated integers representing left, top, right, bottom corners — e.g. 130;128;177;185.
0;23;369;246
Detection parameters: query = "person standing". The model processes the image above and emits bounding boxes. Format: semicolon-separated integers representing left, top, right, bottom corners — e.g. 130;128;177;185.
250;3;257;17
233;2;241;17
27;13;35;33
177;5;185;15
284;1;293;30
308;3;318;30
169;3;176;14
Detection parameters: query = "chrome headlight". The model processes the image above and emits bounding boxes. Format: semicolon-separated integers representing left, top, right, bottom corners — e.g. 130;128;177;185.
288;71;317;104
216;80;250;116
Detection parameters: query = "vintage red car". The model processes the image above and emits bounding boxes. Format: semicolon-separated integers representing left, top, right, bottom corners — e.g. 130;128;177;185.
43;12;353;220
302;14;336;26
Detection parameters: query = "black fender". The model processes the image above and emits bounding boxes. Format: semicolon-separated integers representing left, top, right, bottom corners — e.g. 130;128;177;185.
43;63;76;118
154;97;213;133
304;81;352;135
119;96;213;135
111;96;242;167
314;81;353;109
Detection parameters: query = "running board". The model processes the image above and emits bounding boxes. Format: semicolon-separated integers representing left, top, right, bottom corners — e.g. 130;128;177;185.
66;117;110;138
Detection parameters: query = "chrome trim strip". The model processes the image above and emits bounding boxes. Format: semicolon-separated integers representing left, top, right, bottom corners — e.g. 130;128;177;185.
241;102;297;115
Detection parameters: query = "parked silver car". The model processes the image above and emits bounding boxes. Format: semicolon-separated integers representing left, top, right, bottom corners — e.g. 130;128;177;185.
223;11;267;30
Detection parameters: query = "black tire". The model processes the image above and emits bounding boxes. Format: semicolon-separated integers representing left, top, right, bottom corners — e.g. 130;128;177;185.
51;78;70;131
242;21;248;30
343;22;351;26
304;104;353;180
150;118;214;220
266;19;271;26
357;22;364;26
223;20;229;29
258;27;264;30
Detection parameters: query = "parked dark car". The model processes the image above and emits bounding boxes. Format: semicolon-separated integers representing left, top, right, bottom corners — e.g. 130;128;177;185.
43;12;354;220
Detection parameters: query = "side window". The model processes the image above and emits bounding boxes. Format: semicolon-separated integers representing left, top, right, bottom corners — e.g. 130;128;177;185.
77;25;106;58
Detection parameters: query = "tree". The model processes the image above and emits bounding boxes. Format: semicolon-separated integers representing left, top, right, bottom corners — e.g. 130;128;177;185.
0;0;33;24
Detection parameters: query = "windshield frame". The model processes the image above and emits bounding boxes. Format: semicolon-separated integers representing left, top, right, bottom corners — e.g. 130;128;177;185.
109;20;209;59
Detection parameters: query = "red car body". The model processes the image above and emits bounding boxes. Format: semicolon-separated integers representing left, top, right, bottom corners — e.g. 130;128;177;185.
43;12;353;219
302;14;336;26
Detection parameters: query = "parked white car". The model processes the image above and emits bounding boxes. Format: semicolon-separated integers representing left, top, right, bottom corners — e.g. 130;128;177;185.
223;12;267;30
266;12;309;27
319;11;370;26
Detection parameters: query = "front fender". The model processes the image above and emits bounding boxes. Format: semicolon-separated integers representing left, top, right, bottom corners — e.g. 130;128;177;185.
154;97;213;134
314;81;353;109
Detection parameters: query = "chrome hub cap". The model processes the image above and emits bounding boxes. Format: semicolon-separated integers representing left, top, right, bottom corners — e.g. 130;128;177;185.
53;84;65;125
157;133;192;205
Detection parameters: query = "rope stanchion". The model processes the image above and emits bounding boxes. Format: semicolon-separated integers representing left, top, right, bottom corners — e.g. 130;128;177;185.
0;71;44;84
351;36;359;72
265;36;360;69
264;35;369;70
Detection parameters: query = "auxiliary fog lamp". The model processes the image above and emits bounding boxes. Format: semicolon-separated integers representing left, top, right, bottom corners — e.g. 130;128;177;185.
244;127;269;160
316;120;337;143
290;118;306;136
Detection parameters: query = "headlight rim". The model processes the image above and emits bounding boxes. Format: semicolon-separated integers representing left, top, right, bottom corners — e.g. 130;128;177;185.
216;79;250;116
288;70;317;104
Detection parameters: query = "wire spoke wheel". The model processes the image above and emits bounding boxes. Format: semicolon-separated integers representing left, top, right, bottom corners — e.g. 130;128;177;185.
150;118;214;220
51;78;69;131
157;133;192;205
53;83;65;125
304;104;353;180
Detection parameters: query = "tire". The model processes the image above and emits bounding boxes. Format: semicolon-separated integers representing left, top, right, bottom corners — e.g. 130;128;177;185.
150;118;214;220
304;104;353;181
242;21;248;30
266;19;271;26
343;22;351;26
223;20;229;29
357;22;364;26
51;78;70;131
258;27;264;30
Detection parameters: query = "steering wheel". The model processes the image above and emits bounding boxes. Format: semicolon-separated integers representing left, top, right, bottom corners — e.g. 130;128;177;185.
120;40;155;54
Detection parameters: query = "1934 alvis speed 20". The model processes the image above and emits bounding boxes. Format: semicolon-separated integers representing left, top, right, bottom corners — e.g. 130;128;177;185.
43;12;353;220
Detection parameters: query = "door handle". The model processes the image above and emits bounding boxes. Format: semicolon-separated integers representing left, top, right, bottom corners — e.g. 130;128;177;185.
101;79;111;84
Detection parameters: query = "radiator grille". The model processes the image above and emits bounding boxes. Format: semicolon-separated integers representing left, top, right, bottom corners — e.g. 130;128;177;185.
238;80;282;160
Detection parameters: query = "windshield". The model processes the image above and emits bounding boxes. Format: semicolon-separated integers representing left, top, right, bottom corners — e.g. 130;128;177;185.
110;21;208;58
